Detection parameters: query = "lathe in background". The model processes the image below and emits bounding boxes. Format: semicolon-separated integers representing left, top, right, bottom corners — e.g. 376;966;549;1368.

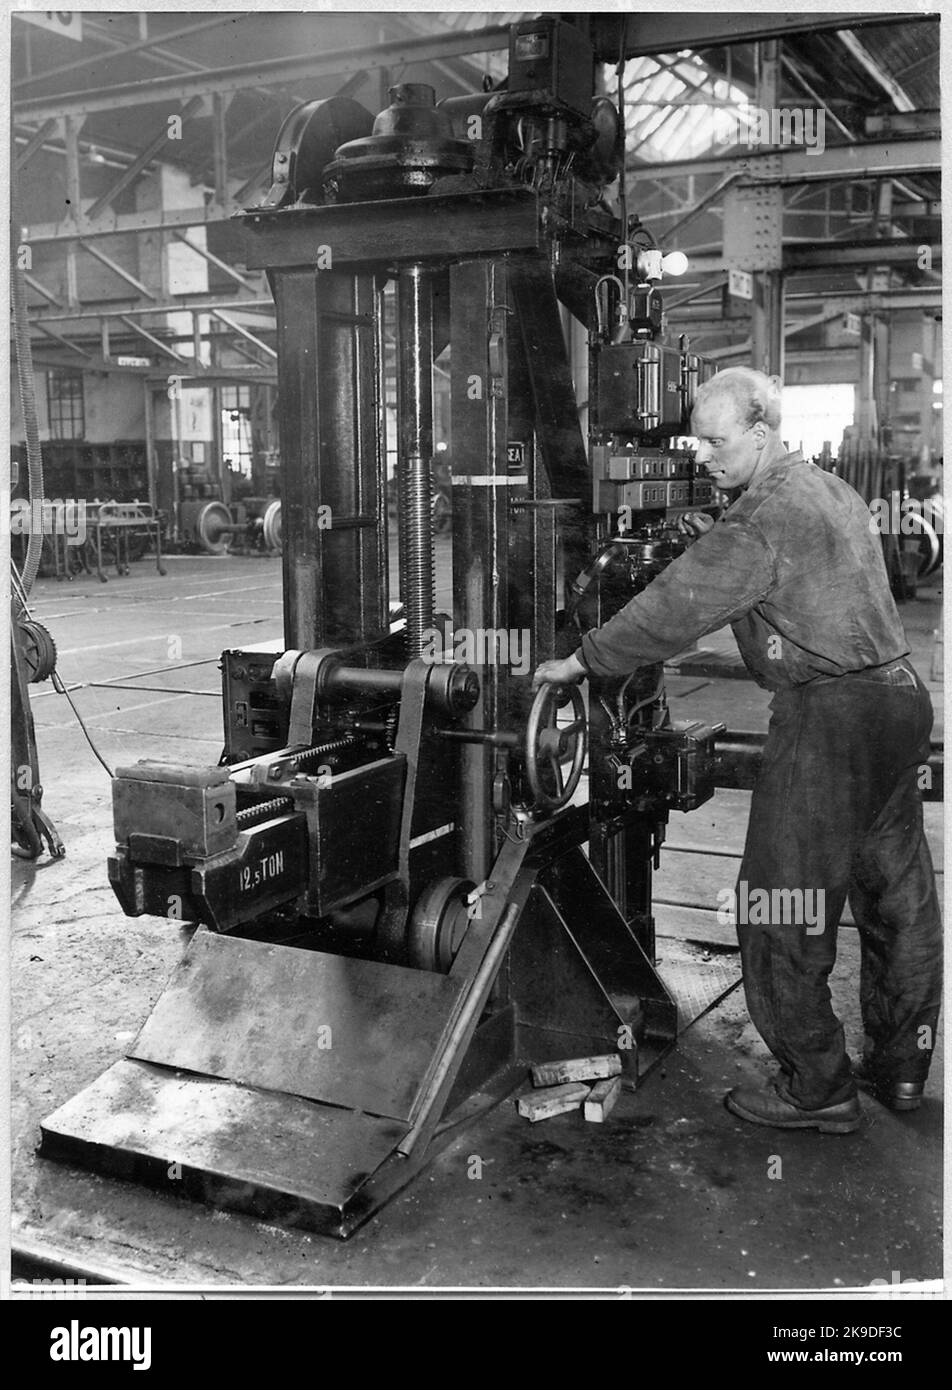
42;17;743;1238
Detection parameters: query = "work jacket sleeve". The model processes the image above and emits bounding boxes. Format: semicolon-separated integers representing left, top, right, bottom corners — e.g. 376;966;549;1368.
579;514;777;678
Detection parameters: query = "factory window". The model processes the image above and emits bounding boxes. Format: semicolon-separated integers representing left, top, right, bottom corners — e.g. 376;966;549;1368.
221;385;253;480
46;369;85;441
782;383;856;461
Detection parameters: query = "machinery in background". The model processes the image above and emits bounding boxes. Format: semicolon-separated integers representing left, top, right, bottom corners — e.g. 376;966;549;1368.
181;495;283;555
815;434;943;600
41;17;753;1237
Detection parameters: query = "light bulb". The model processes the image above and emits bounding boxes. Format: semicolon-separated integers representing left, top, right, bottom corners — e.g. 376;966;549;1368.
661;251;689;277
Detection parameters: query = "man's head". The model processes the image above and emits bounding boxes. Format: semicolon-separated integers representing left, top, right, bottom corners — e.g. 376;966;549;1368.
691;368;784;490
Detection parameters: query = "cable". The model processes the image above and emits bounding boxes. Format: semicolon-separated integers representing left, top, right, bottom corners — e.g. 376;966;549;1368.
50;671;115;779
11;557;115;778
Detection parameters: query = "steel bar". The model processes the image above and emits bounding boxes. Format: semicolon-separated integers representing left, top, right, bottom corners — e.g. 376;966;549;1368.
601;11;933;60
33;323;90;357
656;172;744;242
210;310;277;359
31;295;273;323
63;117;83;221
399;903;520;1159
15;117;58;170
84;96;206;222
118;316;187;363
784;239;942;270
14;25;513;122
838;29;916;112
23;274;62;307
13;14;254;90
171;231;258;291
79;241;157;299
232;163;273;208
629;136;940;183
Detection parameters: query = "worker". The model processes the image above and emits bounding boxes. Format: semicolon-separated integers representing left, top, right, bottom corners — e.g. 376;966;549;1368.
532;367;942;1132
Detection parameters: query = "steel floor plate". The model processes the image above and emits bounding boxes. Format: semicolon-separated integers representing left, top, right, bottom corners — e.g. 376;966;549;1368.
40;1058;409;1232
656;938;743;1033
131;932;464;1122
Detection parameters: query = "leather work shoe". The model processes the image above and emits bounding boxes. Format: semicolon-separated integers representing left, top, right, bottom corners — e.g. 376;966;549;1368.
853;1065;924;1112
725;1083;862;1133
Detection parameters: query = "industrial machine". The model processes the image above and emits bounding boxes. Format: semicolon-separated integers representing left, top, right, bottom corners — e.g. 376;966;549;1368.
42;18;733;1237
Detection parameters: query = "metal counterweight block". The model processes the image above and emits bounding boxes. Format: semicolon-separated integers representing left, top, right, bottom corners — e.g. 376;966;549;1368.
112;762;237;865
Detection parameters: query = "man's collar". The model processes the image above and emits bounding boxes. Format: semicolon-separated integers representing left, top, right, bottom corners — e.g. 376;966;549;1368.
741;448;805;494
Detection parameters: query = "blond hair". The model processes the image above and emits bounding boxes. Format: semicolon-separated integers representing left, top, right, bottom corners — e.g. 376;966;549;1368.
694;367;783;431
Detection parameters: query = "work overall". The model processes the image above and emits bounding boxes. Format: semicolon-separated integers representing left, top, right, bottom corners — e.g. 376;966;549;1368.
738;659;941;1108
580;451;943;1107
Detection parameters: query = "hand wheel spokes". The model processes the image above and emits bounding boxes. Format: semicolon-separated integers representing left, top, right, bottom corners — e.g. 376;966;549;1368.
524;682;587;812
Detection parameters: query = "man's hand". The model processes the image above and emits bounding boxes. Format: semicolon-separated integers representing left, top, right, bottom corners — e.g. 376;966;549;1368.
531;652;588;692
676;511;716;542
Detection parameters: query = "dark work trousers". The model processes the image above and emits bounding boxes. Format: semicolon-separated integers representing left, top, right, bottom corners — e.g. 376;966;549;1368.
736;658;942;1109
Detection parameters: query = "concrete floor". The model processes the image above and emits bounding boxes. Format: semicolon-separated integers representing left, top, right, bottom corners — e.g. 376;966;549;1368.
11;549;944;1290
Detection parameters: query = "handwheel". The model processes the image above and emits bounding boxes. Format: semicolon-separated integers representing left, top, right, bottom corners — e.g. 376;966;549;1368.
524;682;587;811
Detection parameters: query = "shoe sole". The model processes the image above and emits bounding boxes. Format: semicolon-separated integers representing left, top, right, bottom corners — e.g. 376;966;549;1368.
725;1094;862;1133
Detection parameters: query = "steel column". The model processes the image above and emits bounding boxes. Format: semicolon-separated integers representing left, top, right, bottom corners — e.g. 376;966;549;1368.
270;268;386;650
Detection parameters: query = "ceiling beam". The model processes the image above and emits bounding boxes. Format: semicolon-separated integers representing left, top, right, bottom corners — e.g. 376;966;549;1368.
24;273;63;307
84;95;206;221
30;295;273;325
14;14;254;91
29;350;276;384
171;231;258;292
14;25;512;123
837;29;916;113
210;310;277;359
23;204;231;245
667;288;942;318
118;316;187;363
784;239;941;271
33;322;91;357
630;136;940;184
79;241;157;299
590;12;934;60
15;117;59;170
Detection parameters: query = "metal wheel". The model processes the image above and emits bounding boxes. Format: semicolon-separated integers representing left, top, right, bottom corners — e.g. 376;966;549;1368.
907;510;942;579
524;683;587;812
407;876;475;972
262;499;282;552
195;501;233;554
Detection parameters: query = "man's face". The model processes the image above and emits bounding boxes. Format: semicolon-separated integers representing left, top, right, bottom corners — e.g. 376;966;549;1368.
691;394;766;491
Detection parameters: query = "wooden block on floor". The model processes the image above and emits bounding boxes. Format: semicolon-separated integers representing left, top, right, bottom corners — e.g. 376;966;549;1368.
517;1082;590;1122
584;1075;621;1123
531;1054;622;1088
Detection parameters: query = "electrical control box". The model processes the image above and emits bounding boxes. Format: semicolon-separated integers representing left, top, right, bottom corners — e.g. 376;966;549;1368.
596;342;694;436
507;18;594;117
221;643;287;761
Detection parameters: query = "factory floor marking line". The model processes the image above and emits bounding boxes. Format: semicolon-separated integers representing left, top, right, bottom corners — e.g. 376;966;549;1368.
56;618;273;656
